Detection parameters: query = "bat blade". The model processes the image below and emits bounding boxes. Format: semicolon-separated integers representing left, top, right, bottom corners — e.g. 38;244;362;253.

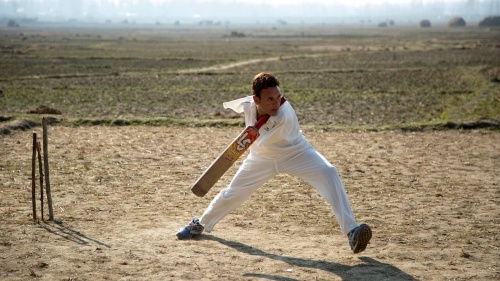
191;125;260;197
191;97;285;197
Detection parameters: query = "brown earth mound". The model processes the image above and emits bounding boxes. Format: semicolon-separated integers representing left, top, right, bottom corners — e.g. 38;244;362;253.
27;105;62;115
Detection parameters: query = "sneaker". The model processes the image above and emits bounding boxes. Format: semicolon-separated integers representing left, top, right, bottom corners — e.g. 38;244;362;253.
176;218;204;239
347;223;372;254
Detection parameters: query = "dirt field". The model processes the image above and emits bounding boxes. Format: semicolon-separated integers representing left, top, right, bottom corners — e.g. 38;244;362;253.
1;125;498;280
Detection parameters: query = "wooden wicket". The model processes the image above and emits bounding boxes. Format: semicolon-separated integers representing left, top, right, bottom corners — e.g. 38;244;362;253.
31;117;55;222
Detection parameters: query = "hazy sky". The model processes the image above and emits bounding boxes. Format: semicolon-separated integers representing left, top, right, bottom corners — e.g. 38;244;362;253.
106;0;465;4
96;0;484;6
1;0;497;24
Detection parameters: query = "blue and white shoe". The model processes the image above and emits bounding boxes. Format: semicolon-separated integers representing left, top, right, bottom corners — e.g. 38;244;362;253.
176;218;204;239
347;223;372;254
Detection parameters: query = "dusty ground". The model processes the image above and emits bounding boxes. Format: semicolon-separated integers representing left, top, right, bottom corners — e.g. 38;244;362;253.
0;125;499;281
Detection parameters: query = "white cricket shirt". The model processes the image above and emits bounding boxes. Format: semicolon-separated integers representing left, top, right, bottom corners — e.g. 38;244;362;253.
223;96;309;159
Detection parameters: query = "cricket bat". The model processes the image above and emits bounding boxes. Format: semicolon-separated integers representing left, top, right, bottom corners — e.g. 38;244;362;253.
190;114;271;197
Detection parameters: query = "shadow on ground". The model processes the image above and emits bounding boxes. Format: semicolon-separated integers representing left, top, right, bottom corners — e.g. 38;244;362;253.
41;221;111;249
203;235;417;281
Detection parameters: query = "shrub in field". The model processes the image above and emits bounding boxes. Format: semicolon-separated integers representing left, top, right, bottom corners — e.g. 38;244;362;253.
419;20;432;28
226;31;245;38
7;20;19;27
448;17;466;27
479;16;500;27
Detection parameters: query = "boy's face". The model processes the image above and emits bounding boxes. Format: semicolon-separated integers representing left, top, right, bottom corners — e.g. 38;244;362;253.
254;86;283;116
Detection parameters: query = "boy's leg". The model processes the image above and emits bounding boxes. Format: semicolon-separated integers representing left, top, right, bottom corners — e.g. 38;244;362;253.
199;156;277;232
281;148;359;235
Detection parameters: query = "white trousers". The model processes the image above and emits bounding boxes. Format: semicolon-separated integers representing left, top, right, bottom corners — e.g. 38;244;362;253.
199;146;359;235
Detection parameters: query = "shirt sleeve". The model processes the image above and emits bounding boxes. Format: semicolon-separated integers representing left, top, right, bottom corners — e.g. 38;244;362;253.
223;96;253;113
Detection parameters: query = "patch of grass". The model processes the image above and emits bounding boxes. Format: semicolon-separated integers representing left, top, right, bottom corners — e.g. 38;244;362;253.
0;25;498;130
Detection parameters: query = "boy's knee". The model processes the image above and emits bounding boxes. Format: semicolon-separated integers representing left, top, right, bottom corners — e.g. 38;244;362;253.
326;165;338;175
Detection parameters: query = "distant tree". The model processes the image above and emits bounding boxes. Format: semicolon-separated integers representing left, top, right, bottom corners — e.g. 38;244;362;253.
478;16;500;27
227;31;245;38
448;17;466;27
7;20;19;28
199;20;214;26
419;19;431;28
378;22;388;27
